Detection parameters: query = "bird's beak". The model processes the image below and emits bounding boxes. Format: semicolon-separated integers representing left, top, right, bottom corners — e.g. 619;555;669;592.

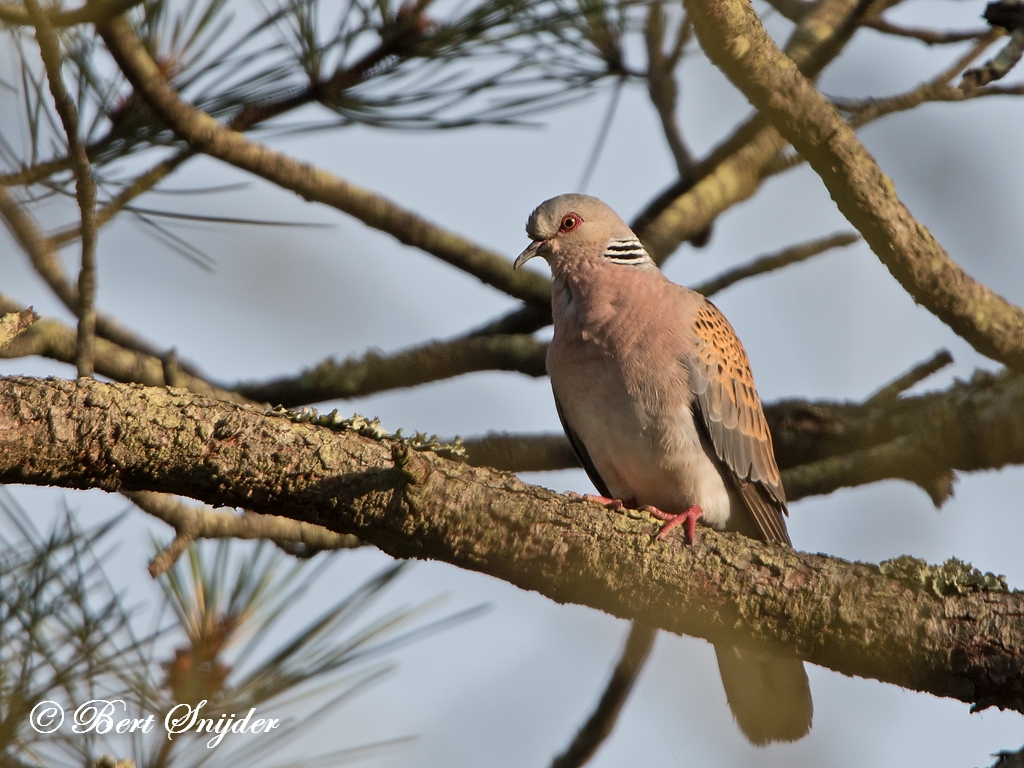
514;239;545;270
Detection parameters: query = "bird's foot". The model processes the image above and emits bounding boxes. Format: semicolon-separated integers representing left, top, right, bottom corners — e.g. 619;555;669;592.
567;491;624;510
643;505;703;545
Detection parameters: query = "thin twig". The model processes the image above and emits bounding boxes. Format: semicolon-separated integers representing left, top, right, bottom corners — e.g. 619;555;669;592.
644;6;710;246
578;77;624;193
766;81;1024;178
866;349;954;404
235;334;547;408
126;490;362;577
846;32;1004;126
865;18;990;45
550;623;657;768
645;5;696;180
51;148;196;246
26;0;98;377
692;231;859;297
0;184;206;376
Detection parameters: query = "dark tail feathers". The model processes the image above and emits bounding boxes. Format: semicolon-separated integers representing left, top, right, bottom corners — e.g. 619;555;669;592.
715;644;813;746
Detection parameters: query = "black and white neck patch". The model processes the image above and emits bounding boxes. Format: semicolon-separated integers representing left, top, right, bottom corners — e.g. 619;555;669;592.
603;237;653;265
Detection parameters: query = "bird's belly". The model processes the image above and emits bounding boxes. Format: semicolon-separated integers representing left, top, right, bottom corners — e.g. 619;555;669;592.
557;374;736;530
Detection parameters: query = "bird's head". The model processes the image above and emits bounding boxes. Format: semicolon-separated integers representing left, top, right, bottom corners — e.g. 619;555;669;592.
513;194;653;275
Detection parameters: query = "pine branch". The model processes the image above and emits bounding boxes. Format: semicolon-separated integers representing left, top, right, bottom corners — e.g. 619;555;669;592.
96;15;552;309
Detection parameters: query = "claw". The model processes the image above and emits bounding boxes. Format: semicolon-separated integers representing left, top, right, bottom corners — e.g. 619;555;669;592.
568;491;624;510
643;504;703;545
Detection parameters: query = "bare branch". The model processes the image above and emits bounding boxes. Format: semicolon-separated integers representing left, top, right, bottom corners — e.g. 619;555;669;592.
2;375;1023;714
866;349;954;404
125;490;362;577
784;435;956;506
762;36;1021;179
235;334;547;408
842;33;1005;126
25;0;98;377
638;0;869;261
645;5;697;180
96;17;552;309
550;623;657;768
692;231;859;297
762;0;813;23
51;148;196;246
865;18;990;45
685;0;1024;370
0;302;249;404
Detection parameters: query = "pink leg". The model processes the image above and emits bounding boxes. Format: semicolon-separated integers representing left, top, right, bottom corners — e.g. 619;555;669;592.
568;491;624;510
642;504;703;545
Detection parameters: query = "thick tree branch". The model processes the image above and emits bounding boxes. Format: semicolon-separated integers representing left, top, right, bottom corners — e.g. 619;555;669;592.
9;290;1023;507
684;0;1024;369
637;0;869;260
96;17;552;309
465;432;579;472
1;375;1023;714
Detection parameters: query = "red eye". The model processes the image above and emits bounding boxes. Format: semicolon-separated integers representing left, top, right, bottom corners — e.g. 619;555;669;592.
559;213;582;232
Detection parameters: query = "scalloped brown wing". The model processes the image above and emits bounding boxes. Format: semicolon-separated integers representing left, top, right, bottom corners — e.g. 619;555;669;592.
686;300;790;545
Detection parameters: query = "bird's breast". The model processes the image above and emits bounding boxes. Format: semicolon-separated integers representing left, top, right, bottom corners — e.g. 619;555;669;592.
548;336;736;528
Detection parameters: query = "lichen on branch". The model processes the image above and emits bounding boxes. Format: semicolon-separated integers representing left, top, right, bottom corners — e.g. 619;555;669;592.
2;375;1024;715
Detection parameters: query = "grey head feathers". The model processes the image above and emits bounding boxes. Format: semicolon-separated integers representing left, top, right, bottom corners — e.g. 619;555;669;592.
515;194;654;272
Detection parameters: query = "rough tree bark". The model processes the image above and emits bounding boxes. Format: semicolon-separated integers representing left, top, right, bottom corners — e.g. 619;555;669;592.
1;375;1021;715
